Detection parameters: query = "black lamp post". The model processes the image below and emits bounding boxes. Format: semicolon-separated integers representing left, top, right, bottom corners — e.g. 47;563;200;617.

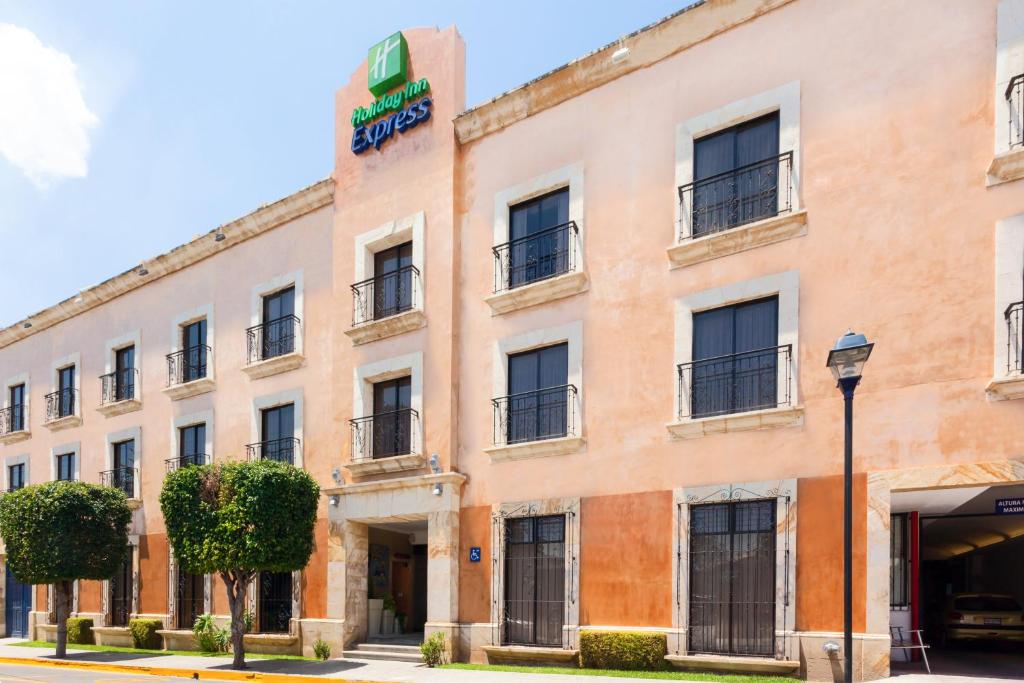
826;330;873;683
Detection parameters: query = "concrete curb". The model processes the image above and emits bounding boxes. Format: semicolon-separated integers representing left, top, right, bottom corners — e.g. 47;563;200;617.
0;656;378;682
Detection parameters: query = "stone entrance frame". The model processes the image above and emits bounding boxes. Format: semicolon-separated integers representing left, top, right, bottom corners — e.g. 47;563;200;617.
865;459;1024;680
325;472;466;655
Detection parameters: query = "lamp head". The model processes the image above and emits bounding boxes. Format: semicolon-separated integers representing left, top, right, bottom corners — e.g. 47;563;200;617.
826;330;873;383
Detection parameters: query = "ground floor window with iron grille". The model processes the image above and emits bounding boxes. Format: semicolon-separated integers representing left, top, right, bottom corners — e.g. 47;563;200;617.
258;571;292;633
689;500;776;657
109;555;132;627
503;515;565;647
177;569;205;630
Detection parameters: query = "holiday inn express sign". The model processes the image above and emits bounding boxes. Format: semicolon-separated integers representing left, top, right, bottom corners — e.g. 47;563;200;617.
351;31;433;154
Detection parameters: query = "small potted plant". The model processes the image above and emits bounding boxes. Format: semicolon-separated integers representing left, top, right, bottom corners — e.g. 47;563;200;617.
395;611;406;634
381;594;396;635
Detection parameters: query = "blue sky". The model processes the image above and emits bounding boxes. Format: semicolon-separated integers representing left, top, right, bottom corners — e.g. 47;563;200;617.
0;1;686;327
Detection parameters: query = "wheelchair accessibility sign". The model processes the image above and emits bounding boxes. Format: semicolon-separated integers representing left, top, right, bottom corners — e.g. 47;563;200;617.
469;547;482;562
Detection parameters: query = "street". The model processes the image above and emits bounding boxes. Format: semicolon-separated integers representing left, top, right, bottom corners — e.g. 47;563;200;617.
0;662;184;683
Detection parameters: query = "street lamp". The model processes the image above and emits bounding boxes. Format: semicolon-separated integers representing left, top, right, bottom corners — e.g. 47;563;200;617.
826;330;873;683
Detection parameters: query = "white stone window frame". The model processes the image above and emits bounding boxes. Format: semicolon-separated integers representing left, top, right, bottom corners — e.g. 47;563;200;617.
50;441;81;481
995;1;1024;159
169;304;215;380
171;409;215;466
493;163;585;265
354;210;426;306
250;270;305;355
50;352;82;418
104;426;142;499
490;497;581;650
353;352;424;456
3;371;30;427
674;81;802;238
994;214;1024;377
251;388;304;469
3;452;30;490
672;271;800;420
671;479;797;658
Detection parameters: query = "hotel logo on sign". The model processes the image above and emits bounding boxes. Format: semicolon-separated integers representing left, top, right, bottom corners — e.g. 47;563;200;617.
368;32;408;98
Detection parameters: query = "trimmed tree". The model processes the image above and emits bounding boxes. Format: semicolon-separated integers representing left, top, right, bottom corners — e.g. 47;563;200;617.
160;459;319;669
0;481;131;658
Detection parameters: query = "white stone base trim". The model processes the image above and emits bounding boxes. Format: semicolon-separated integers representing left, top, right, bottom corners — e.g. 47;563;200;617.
162;377;215;400
985;374;1024;400
97;398;142;417
44;415;82;431
987;147;1024;186
0;429;30;445
345;309;426;345
485;435;585;462
345;452;425;477
242;351;305;379
668;211;807;268
667;405;803;439
485;271;589;315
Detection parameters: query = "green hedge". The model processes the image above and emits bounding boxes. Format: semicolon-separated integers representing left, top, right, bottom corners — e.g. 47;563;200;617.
129;618;163;650
579;630;667;671
66;617;94;645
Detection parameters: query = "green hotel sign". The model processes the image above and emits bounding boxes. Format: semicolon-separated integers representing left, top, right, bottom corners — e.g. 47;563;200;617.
351;31;434;154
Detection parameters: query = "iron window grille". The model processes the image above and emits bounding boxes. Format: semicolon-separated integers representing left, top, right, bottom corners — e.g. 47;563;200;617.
503;515;565;647
109;556;132;627
350;408;419;461
677;345;792;420
1005;301;1023;375
166;345;210;386
492;384;578;447
678;151;794;241
246;437;299;465
165;453;209;473
44;388;77;422
0;404;26;436
493;221;579;294
1008;74;1023;149
100;367;138;404
257;571;292;633
176;569;205;630
100;467;136;498
351;264;420;326
890;513;910;609
246;315;299;364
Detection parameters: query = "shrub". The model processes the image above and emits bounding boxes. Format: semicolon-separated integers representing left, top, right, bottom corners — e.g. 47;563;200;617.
313;638;331;661
382;594;397;612
420;631;448;668
66;617;94;645
579;630;667;671
193;613;229;653
129;618;163;650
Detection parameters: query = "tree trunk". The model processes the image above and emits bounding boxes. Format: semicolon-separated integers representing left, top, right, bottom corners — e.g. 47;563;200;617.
221;571;252;670
54;580;72;659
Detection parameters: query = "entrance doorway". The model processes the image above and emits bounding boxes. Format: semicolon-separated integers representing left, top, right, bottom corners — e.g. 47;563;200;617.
5;566;31;637
366;521;427;644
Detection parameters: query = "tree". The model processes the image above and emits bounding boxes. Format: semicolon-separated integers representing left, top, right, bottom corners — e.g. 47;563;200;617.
160;460;319;669
0;481;131;658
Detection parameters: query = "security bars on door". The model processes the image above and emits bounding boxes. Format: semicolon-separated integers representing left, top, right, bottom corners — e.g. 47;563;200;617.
678;151;793;241
44;388;77;422
109;556;132;627
176;570;205;630
351;265;420;326
493;221;578;294
100;367;138;404
1008;74;1023;149
503;515;566;647
258;571;292;633
100;467;136;497
492;384;577;447
166;345;210;386
350;408;419;461
677;345;792;420
1005;301;1023;375
246;437;299;465
246;315;299;364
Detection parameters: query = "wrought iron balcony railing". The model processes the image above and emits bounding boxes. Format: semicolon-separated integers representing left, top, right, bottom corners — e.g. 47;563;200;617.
1008;74;1023;149
1006;301;1023;375
100;467;136;497
44;388;78;422
678;151;794;241
165;453;210;473
101;368;138;405
0;404;27;436
493;221;579;294
167;345;211;386
677;344;792;420
351;265;420;326
350;408;419;461
247;315;300;364
492;384;578;447
246;437;299;465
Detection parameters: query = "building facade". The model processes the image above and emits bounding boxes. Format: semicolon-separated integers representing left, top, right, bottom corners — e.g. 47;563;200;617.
2;0;1024;680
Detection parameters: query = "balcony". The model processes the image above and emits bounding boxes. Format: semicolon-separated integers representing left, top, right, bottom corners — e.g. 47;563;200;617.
98;368;141;417
345;265;425;345
346;408;424;476
243;315;304;379
100;467;137;498
485;221;588;314
484;384;584;462
164;453;210;473
986;301;1024;400
0;404;29;444
668;344;802;439
246;437;299;465
988;74;1024;184
164;345;214;400
43;388;81;431
668;151;806;267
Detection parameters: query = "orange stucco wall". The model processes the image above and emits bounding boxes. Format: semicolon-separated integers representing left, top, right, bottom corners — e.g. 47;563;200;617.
138;533;168;615
579;491;673;627
78;579;102;614
458;505;491;624
796;474;867;633
301;517;328;619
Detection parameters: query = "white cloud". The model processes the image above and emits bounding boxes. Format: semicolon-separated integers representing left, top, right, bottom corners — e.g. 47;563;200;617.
0;24;99;188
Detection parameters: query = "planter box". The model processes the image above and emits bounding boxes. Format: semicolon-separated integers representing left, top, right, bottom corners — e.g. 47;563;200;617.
156;629;197;651
243;632;299;655
92;626;134;648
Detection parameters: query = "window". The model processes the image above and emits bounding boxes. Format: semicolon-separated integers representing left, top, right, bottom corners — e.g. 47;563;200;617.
114;346;136;401
506;343;569;444
373;242;414;319
108;440;135;497
57;366;75;418
691;113;781;237
503;515;565;647
254;287;296;361
182;320;208;382
176;570;204;630
371;376;412;458
179;423;206;468
8;383;25;432
890;513;910;608
109;554;131;627
8;464;25;492
258;404;295;464
690;297;779;418
257;571;291;633
56;453;75;481
507;189;570;289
